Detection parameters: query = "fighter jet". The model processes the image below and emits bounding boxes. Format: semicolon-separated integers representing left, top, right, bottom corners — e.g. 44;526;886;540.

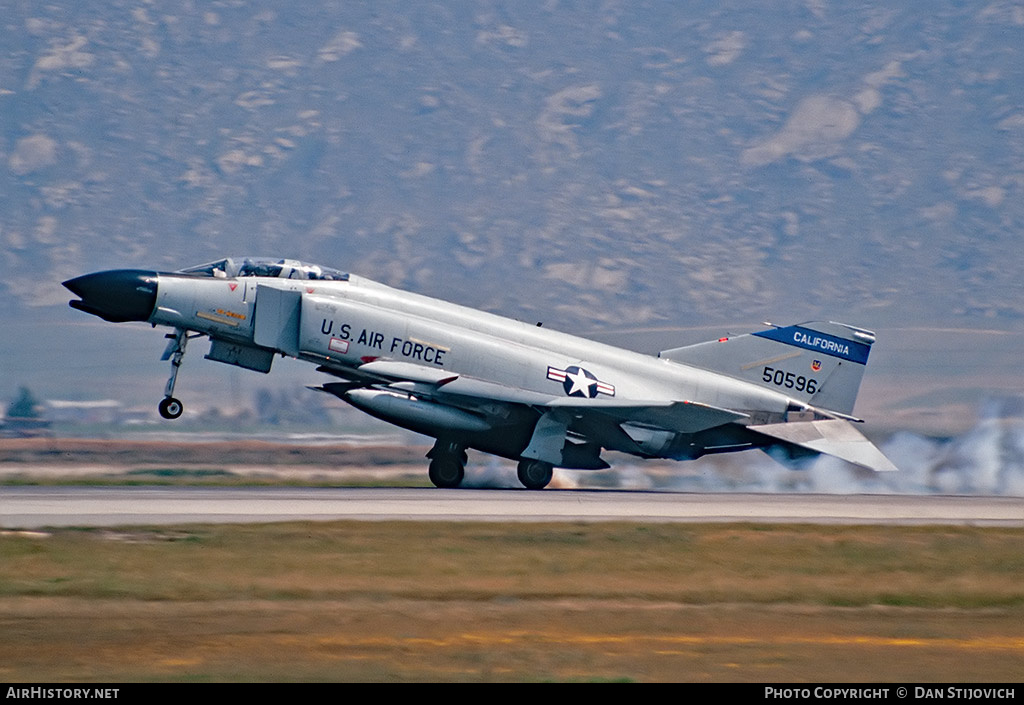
63;257;897;489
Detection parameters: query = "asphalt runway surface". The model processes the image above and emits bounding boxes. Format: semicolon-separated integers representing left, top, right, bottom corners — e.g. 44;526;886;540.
2;487;1022;528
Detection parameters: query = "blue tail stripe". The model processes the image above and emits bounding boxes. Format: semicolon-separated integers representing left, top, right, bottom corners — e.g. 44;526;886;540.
752;326;870;364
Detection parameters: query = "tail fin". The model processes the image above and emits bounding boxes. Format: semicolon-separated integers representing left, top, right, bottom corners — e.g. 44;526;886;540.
660;321;876;417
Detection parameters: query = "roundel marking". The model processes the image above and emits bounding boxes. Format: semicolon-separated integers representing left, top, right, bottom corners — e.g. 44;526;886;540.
563;365;599;398
546;365;616;399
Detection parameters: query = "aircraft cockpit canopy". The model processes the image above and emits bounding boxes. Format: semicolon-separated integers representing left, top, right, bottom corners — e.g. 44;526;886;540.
178;258;349;281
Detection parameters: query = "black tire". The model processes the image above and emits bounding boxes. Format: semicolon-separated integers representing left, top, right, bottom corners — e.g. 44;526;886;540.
517;459;553;490
158;397;183;420
428;456;464;488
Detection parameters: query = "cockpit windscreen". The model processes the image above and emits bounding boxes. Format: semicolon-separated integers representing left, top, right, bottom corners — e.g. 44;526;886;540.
178;258;349;281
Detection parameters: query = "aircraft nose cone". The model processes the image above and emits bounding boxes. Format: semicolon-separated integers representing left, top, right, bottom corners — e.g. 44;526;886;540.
63;269;159;323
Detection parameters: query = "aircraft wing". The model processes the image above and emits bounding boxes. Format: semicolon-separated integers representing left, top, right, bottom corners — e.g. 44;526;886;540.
542;398;749;433
357;359;459;386
338;359;748;435
347;363;558;405
440;378;746;433
322;360;893;472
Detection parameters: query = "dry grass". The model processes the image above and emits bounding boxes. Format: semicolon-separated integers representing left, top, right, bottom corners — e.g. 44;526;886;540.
0;438;426;467
1;522;1022;681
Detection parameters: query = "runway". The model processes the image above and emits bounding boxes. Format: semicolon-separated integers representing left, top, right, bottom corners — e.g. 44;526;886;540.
1;487;1022;528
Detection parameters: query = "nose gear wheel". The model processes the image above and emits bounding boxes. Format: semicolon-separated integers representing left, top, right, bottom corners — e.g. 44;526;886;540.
158;397;183;419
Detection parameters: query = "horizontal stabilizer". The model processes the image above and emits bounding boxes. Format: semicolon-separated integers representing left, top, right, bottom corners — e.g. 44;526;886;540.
749;419;898;473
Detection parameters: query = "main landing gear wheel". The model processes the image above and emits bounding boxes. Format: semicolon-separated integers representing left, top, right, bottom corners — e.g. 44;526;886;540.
428;456;465;488
158;397;183;420
517;459;553;490
427;441;467;489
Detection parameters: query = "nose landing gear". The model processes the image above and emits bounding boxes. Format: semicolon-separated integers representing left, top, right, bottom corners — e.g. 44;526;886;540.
158;396;183;420
158;329;199;419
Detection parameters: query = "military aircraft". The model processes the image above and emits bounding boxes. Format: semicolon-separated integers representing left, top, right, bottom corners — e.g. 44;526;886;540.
63;257;896;489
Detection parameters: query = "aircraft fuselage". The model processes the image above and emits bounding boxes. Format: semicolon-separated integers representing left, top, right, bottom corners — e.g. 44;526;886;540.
64;259;896;488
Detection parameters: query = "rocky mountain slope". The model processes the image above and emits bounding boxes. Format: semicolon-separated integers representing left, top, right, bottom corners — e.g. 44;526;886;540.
3;2;1023;327
2;2;1023;431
